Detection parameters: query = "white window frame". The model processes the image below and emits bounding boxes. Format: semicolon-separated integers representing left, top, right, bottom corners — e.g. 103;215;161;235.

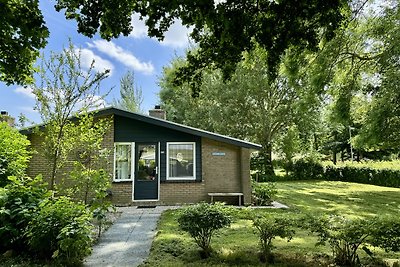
113;142;135;182
166;142;196;181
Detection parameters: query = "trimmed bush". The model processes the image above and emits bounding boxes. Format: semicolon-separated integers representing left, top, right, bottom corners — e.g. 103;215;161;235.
178;202;232;258
26;196;92;266
252;182;277;206
289;159;324;180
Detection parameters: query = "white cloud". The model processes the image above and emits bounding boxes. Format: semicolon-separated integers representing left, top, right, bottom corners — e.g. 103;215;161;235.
130;14;192;49
130;14;148;38
88;40;155;75
15;86;35;99
77;48;115;76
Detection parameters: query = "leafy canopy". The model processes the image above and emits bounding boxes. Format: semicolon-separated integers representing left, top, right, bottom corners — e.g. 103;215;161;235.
0;0;49;85
55;0;350;90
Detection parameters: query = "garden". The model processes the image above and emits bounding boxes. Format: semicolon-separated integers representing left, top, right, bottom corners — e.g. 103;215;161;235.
141;180;400;267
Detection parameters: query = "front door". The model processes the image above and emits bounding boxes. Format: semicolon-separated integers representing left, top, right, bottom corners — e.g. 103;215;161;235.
134;143;158;200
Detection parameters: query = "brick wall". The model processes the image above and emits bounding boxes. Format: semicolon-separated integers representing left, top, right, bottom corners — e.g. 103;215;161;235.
27;115;115;191
159;181;206;204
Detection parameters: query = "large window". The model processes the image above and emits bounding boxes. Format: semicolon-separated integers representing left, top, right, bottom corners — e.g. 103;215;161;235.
114;143;132;181
167;142;195;180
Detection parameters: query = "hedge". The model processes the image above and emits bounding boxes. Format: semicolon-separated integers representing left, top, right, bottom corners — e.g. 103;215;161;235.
278;160;400;188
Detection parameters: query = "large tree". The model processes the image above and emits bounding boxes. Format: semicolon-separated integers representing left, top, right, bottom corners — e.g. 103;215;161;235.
308;1;400;155
160;47;319;174
55;0;350;90
0;0;49;85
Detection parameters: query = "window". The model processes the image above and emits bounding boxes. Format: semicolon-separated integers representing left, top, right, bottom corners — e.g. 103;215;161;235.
114;143;132;181
167;142;195;180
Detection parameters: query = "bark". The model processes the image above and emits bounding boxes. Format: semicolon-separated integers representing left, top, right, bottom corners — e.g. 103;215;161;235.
262;143;275;176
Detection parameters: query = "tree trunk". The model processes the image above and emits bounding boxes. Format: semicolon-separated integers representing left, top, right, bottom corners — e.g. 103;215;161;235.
262;143;275;176
333;151;337;165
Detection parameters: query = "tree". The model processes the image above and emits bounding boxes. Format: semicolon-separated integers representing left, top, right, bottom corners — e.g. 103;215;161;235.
55;0;350;90
32;42;110;190
0;122;31;186
309;1;400;155
0;0;49;85
160;47;319;174
113;70;143;113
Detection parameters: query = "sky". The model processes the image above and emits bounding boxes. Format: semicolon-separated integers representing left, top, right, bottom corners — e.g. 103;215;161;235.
0;0;192;125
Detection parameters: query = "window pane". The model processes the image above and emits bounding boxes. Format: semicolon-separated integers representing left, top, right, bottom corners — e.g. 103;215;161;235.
115;144;131;180
137;144;156;181
168;144;194;178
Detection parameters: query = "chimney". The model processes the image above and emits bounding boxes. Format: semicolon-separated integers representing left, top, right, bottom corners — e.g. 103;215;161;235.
148;105;166;120
0;110;15;127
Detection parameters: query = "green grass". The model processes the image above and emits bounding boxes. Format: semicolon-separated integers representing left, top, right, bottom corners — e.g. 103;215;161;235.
141;181;400;267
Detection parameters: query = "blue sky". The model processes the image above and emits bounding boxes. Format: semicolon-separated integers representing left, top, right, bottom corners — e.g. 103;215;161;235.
0;1;191;124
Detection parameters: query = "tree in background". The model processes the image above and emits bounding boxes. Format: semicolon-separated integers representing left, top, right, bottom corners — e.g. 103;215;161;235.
160;47;320;174
32;42;110;190
307;1;400;159
113;70;143;113
0;122;31;187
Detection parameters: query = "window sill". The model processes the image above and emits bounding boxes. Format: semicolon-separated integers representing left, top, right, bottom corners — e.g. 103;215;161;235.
161;179;201;183
112;180;133;183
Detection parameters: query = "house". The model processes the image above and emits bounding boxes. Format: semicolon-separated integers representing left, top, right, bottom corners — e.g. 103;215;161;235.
25;106;261;205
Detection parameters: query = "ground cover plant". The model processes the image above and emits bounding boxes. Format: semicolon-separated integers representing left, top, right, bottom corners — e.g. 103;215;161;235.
141;181;400;267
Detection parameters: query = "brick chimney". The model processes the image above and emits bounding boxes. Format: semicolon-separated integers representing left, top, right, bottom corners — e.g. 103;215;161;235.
148;105;166;120
0;111;15;127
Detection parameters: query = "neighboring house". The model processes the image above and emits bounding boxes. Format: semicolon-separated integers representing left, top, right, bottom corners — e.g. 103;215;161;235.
24;106;261;205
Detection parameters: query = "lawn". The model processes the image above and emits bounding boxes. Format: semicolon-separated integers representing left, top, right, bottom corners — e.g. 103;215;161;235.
140;181;400;267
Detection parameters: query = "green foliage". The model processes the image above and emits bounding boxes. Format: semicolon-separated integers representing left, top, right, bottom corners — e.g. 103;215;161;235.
59;114;111;204
0;122;31;187
324;165;400;188
252;182;277;206
307;215;400;267
252;213;296;263
33;42;110;189
0;175;49;252
26;196;92;265
178;202;232;258
288;159;324;180
0;0;49;85
55;0;348;90
161;47;321;175
113;70;143;112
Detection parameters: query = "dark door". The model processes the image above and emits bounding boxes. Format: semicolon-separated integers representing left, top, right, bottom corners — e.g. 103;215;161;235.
134;143;158;200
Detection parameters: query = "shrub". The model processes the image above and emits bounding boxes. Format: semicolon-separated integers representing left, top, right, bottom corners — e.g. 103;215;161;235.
252;213;296;263
307;215;400;267
26;196;92;266
289;159;324;180
0;122;31;187
0;175;49;252
178;202;232;258
252;182;277;206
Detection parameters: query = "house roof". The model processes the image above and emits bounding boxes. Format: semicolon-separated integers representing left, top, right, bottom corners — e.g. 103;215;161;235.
21;106;262;150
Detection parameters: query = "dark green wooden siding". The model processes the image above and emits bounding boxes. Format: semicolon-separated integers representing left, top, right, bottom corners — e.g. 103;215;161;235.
114;115;202;181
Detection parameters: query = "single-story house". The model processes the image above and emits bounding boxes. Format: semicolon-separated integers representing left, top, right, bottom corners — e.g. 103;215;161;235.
24;106;261;205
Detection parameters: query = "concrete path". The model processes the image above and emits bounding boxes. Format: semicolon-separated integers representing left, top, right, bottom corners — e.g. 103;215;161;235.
84;206;176;267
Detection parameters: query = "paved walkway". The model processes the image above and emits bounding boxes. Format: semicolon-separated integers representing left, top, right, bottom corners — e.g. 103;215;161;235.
84;206;176;267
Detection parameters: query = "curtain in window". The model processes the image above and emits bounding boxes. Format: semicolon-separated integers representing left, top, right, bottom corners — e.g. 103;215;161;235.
168;143;194;178
115;144;131;180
